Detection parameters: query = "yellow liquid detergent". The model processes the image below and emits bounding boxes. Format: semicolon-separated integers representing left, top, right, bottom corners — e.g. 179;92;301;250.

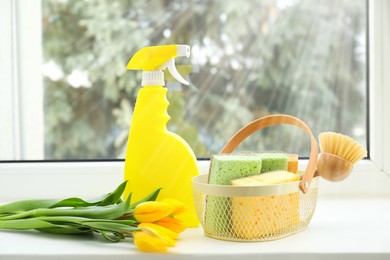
123;45;199;227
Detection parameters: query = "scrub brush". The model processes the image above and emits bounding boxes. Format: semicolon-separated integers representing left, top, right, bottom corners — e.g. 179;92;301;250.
318;132;367;182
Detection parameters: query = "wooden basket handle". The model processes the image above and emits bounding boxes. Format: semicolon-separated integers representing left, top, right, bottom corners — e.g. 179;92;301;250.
219;114;318;193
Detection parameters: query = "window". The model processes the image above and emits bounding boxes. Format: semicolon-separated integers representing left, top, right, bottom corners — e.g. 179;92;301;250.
0;0;389;201
1;0;369;161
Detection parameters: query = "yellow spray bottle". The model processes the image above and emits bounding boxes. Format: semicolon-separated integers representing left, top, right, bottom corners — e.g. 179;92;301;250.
124;45;199;227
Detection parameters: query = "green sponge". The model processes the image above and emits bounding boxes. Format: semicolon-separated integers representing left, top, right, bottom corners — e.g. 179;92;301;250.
209;155;263;185
206;154;262;236
259;153;288;173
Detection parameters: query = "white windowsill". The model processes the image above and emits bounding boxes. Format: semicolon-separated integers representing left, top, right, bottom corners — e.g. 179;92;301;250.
1;160;390;259
1;196;390;260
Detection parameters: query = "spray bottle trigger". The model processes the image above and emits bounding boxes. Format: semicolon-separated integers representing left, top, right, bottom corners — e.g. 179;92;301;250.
166;58;189;85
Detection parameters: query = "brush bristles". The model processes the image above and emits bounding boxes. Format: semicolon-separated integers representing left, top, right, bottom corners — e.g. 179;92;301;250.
319;132;367;165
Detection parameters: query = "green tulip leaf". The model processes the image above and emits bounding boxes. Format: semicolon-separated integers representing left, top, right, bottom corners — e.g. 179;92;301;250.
97;181;128;206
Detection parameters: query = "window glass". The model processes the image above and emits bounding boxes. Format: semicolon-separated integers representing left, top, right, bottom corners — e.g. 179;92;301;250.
1;0;367;160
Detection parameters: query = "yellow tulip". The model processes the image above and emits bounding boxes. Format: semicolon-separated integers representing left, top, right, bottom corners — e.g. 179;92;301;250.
133;230;168;253
161;198;188;216
134;201;174;223
139;223;178;246
154;217;186;233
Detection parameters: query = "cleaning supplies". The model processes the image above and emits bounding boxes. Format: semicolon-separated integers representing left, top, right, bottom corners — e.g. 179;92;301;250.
205;152;288;235
123;45;199;227
230;171;300;239
192;114;319;241
259;152;288;173
230;170;300;186
287;154;299;173
206;154;262;235
208;154;263;185
318;132;367;181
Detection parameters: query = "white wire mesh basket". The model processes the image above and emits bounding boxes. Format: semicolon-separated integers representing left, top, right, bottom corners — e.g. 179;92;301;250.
192;114;319;241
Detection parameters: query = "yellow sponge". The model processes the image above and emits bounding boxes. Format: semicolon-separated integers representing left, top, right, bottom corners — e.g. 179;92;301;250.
287;154;299;174
230;171;300;239
231;170;300;185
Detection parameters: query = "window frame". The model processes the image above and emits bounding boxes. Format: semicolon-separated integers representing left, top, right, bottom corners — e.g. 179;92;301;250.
0;0;44;161
0;0;389;200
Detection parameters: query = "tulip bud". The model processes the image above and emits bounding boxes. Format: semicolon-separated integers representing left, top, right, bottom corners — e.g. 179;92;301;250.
161;198;188;216
154;217;186;233
133;230;168;252
134;201;174;223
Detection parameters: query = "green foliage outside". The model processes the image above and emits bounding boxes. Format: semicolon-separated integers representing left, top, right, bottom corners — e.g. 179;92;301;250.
42;0;366;159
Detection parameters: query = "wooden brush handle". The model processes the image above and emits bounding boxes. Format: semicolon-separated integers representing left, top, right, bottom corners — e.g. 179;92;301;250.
220;114;318;193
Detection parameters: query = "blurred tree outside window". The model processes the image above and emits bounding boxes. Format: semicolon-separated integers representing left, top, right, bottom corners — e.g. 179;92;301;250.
3;0;368;160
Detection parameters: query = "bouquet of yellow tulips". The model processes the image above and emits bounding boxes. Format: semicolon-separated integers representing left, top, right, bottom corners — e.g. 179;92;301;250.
0;181;188;252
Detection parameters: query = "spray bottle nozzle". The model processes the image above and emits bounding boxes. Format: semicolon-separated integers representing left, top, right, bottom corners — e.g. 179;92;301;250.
176;45;191;58
161;59;189;85
127;45;191;86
